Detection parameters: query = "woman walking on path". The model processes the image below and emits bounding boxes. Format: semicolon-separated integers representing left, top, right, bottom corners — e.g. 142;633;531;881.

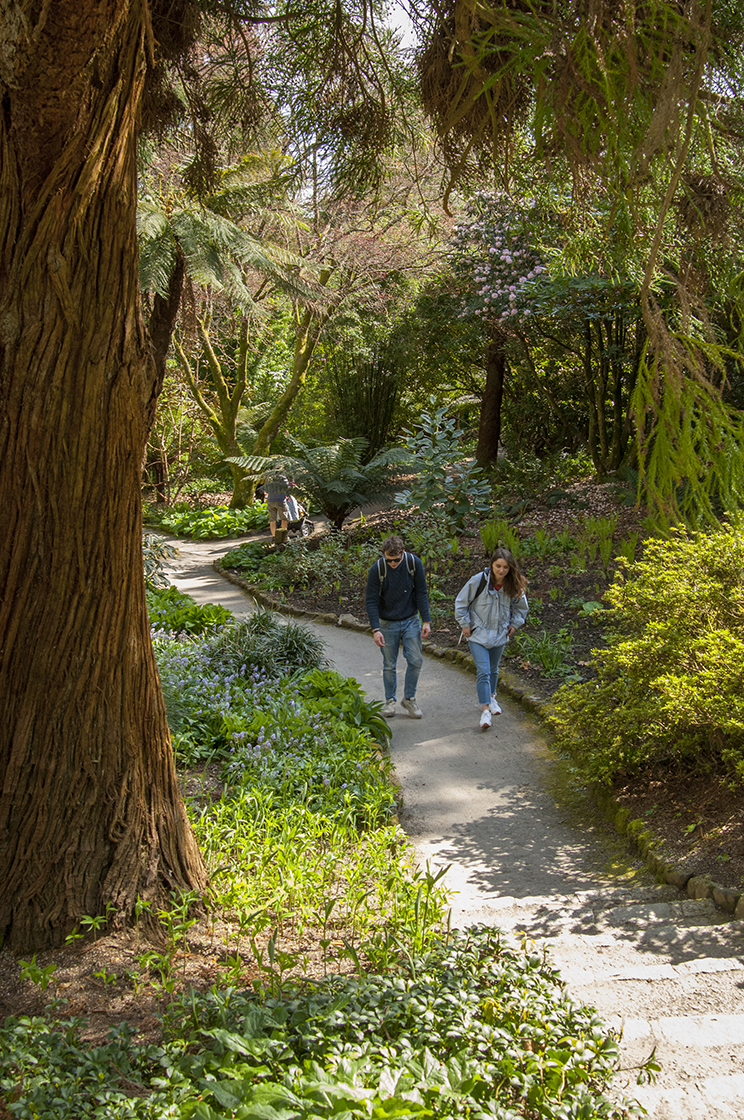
455;548;528;731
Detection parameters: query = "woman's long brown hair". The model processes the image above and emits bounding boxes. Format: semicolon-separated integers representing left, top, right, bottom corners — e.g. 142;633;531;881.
489;547;528;598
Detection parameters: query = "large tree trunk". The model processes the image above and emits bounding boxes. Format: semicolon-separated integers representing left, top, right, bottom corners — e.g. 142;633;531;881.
476;326;506;467
0;1;206;951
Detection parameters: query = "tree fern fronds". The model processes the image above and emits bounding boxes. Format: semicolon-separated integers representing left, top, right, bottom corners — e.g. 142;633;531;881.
265;436;411;529
220;260;267;319
137;196;173;241
138;230;179;299
224;453;274;480
137;197;179;297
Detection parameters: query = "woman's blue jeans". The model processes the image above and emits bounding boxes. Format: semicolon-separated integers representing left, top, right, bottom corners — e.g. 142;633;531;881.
379;616;423;701
468;640;506;705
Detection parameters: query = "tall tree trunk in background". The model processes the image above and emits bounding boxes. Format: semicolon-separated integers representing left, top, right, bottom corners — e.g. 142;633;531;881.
476;325;506;467
0;1;206;951
246;297;331;502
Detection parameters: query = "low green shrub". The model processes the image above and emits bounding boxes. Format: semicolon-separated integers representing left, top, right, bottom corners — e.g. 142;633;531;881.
394;401;492;532
149;503;270;539
142;533;177;589
0;927;641;1120
202;610;328;676
221;539;279;581
403;510;459;575
146;586;233;636
222;534;379;595
548;524;744;784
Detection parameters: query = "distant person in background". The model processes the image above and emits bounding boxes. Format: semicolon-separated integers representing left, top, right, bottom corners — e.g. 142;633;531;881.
455;548;528;732
365;535;431;719
265;473;290;544
285;494;314;538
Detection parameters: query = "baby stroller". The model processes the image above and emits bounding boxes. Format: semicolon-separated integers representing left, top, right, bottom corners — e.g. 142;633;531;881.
286;495;314;538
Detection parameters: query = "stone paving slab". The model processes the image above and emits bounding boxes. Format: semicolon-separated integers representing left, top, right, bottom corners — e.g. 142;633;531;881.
629;1075;744;1120
620;1015;744;1046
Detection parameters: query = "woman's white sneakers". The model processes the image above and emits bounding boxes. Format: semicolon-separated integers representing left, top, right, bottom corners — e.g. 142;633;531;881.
489;696;502;715
480;709;492;730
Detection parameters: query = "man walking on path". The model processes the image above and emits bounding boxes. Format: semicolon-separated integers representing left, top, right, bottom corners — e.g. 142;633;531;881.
365;535;431;719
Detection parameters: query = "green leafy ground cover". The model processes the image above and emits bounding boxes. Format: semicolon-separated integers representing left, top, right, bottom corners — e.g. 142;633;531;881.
2;928;641;1120
0;609;642;1119
146;503;270;539
147;586;234;636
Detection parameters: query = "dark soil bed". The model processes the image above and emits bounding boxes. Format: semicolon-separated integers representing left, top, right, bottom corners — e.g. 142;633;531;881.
612;769;744;891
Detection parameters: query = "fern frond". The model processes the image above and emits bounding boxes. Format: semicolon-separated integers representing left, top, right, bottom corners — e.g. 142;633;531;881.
224;454;273;478
137;197;178;296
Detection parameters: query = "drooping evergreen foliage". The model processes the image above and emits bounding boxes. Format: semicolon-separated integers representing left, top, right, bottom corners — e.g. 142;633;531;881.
415;0;744;525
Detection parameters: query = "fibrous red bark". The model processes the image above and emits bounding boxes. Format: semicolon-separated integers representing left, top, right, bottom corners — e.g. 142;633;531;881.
0;0;206;950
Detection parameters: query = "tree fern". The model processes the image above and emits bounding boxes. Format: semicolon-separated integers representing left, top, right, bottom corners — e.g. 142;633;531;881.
230;436;410;530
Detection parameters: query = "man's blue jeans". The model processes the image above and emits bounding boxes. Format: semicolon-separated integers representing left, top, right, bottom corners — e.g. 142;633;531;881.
468;640;506;705
379;616;423;701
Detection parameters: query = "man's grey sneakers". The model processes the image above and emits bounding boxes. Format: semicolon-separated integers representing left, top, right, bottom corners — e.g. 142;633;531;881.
401;697;423;719
489;695;502;715
382;698;397;718
480;708;492;730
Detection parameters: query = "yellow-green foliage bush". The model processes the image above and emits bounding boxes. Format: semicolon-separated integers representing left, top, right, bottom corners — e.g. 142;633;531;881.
548;524;744;784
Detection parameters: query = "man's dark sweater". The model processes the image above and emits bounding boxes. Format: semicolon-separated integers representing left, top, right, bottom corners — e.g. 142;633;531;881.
365;554;431;632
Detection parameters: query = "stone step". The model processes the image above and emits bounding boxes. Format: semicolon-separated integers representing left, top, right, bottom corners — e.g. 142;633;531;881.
618;1013;744;1048
465;887;728;931
558;952;744;986
621;1073;744;1120
612;1022;744;1120
547;921;744;967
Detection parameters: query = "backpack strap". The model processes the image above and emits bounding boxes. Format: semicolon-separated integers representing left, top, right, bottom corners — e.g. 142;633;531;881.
467;572;488;606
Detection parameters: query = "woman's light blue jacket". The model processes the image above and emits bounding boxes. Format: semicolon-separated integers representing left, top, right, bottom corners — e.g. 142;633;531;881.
454;570;528;649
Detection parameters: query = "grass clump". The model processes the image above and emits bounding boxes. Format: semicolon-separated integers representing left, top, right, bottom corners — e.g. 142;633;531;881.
201;609;329;676
549;523;744;784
